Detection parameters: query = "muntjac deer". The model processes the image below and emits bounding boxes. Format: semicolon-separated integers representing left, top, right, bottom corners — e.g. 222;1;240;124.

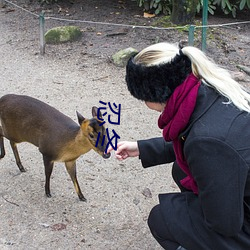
0;94;111;201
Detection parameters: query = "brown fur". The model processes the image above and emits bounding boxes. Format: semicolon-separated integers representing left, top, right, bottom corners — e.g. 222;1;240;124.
0;94;110;201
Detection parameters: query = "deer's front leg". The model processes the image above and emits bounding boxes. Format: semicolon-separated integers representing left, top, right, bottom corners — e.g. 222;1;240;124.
65;161;86;201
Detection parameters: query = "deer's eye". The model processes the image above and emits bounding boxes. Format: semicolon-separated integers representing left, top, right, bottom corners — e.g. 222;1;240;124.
89;133;94;139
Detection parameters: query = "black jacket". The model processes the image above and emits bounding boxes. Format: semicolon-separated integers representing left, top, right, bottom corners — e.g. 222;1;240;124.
138;84;250;249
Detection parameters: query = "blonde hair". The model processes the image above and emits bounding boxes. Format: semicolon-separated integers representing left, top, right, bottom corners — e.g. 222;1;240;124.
134;42;250;113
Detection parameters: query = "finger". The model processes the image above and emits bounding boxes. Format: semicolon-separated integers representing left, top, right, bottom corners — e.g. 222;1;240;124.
107;146;114;154
115;143;128;154
107;141;126;154
115;154;123;160
115;153;128;160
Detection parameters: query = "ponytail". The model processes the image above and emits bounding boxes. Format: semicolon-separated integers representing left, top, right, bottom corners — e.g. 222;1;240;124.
182;46;250;112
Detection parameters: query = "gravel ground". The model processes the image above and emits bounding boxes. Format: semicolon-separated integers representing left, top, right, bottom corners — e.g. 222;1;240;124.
0;1;249;249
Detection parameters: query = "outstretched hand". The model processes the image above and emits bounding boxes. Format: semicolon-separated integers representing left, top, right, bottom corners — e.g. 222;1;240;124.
107;141;139;160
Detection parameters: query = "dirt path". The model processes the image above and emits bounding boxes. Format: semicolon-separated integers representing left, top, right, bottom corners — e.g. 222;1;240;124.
0;1;249;249
0;3;175;250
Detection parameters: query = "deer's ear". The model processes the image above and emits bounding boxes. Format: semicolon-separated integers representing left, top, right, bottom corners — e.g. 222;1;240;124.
76;111;85;125
92;106;102;119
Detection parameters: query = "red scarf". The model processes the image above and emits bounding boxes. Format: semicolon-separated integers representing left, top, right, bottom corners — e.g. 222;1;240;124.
158;73;201;194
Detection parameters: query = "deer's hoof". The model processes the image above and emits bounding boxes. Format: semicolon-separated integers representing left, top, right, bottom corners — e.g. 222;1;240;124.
79;196;87;202
46;193;52;198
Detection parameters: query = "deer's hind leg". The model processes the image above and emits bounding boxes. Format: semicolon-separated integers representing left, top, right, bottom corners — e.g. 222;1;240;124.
65;161;86;202
0;126;5;159
43;155;54;198
10;141;26;172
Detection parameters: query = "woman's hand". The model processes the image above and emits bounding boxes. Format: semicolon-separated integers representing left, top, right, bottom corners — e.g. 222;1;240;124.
107;141;139;160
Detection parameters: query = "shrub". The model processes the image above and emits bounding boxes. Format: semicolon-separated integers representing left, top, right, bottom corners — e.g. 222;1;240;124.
135;0;250;17
135;0;172;15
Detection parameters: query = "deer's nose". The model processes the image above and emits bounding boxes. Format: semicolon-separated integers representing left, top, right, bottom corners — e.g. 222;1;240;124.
103;152;111;159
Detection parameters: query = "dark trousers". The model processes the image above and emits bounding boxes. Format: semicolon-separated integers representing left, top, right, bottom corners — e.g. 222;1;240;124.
148;162;188;250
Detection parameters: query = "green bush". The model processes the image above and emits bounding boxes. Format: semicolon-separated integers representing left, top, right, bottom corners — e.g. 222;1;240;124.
196;0;216;15
212;0;250;17
135;0;250;17
135;0;172;15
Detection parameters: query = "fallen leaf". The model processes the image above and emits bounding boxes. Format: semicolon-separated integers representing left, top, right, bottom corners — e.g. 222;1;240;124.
51;223;67;231
143;12;155;18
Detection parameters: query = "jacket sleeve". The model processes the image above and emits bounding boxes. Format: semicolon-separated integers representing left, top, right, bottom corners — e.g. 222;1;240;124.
185;136;249;237
137;137;175;168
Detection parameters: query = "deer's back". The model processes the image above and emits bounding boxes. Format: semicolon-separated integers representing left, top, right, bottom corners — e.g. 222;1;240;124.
0;94;79;147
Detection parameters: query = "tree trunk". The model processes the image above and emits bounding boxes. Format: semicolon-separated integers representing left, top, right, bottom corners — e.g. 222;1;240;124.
171;0;198;25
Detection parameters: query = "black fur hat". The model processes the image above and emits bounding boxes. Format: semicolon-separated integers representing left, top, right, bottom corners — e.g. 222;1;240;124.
125;52;192;103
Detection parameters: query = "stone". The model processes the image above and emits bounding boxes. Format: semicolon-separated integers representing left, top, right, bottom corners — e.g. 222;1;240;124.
112;47;138;67
0;0;6;8
142;187;152;198
44;26;82;44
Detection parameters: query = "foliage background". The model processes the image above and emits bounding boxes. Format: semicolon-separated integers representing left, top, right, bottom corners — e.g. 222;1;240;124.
38;0;250;18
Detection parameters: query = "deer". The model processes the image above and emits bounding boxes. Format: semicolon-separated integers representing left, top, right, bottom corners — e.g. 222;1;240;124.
0;94;111;202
